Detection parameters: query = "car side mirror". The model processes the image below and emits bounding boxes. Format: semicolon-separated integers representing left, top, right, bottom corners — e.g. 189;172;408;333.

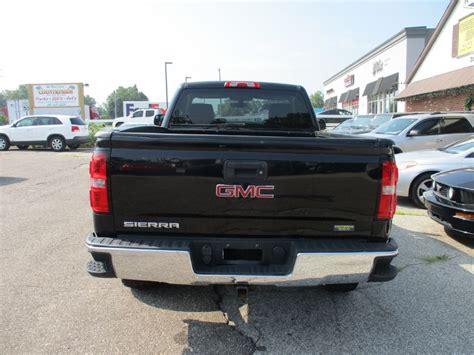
318;119;326;130
407;129;419;137
154;114;164;126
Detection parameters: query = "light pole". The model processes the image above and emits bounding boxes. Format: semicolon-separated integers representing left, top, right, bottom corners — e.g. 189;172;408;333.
185;76;192;83
114;91;118;118
218;68;221;81
165;61;173;108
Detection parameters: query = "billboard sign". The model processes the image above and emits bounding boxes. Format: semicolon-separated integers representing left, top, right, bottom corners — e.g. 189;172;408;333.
458;13;474;57
31;83;80;107
123;101;166;116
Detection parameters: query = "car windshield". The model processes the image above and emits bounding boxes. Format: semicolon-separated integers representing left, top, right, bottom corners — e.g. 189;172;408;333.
170;88;315;131
351;115;372;128
374;118;418;135
333;119;354;130
441;137;474;154
370;114;391;128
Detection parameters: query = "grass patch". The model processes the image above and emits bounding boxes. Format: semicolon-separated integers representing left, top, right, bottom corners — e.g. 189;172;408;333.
421;254;451;264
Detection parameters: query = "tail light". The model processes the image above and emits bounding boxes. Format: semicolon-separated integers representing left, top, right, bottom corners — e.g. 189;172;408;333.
71;125;80;132
224;81;261;88
377;160;398;220
89;151;109;213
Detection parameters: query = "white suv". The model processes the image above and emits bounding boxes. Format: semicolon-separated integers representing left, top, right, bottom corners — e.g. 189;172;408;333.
0;115;89;152
112;108;164;128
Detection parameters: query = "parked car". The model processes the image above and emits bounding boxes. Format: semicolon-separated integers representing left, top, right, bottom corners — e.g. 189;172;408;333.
369;112;424;131
0;115;89;152
85;80;399;293
424;168;474;238
363;112;474;153
333;115;375;135
335;112;425;136
316;108;353;128
396;137;474;208
112;108;165;128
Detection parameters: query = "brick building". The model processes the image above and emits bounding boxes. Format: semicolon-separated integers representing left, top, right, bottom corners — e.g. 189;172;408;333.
396;0;474;111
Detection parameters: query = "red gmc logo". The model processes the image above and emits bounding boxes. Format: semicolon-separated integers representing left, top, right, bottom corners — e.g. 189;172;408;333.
215;184;274;199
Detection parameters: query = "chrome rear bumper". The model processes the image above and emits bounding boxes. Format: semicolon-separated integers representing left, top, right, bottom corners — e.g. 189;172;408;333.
86;234;398;286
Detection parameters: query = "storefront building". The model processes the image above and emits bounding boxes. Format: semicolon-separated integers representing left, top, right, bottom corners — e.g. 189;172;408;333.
323;27;434;115
396;0;474;111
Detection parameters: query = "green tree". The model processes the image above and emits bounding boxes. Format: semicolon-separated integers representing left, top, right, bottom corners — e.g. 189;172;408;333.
84;95;97;107
0;84;29;106
105;85;148;118
309;91;324;108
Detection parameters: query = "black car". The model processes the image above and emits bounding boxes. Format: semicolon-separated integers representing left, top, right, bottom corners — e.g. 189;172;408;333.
424;168;474;238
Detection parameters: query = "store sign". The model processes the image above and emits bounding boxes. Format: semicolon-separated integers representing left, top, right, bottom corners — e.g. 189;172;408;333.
457;13;474;57
372;60;383;75
344;75;354;87
32;84;80;107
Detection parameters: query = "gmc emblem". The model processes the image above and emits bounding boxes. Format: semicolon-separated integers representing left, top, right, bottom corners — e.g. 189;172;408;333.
215;184;274;199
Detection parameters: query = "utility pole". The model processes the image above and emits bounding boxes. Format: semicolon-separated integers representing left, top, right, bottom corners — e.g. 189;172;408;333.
165;61;173;108
114;91;117;118
185;76;192;83
218;68;221;81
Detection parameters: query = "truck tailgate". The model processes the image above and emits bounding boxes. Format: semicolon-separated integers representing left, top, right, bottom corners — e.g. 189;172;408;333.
109;132;391;237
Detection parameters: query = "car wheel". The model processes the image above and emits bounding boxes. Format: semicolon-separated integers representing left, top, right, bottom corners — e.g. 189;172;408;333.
17;145;29;150
410;173;435;209
121;279;158;289
68;144;80;150
0;135;11;151
49;136;66;152
324;283;358;292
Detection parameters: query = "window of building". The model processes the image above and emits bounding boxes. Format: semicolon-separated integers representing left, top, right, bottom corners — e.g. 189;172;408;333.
368;89;397;114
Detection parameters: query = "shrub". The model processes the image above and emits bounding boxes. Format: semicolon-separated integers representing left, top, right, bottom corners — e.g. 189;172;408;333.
0;115;8;126
84;123;108;147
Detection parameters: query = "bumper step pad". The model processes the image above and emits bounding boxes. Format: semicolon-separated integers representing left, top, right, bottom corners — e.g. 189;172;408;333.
86;259;115;278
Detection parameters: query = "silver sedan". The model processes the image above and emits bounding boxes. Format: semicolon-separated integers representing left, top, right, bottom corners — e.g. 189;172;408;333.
396;137;474;208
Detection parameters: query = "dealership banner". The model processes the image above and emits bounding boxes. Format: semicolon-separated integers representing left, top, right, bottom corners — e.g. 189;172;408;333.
32;84;80;107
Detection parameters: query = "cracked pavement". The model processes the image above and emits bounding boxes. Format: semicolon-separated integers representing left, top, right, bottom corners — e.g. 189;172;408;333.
1;149;473;353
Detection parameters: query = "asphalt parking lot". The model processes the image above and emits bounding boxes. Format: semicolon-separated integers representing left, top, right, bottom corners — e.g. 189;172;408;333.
1;149;473;353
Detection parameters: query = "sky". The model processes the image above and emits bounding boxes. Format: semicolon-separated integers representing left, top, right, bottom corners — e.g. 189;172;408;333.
0;0;448;105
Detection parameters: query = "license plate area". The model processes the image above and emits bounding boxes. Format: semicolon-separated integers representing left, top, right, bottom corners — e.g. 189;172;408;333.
190;240;295;275
223;248;263;264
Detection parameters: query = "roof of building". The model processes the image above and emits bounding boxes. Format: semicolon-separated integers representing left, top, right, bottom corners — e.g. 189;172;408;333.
323;27;433;86
396;66;474;99
403;0;458;84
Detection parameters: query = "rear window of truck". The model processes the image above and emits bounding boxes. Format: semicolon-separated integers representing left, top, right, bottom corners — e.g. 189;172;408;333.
170;88;315;131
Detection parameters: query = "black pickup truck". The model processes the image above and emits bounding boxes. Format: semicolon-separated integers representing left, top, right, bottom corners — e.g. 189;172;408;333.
86;81;399;292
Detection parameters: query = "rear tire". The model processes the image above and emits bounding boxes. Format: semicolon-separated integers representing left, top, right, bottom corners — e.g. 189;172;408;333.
121;279;158;289
0;135;10;151
17;145;29;150
324;283;358;292
49;136;66;152
410;173;435;209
